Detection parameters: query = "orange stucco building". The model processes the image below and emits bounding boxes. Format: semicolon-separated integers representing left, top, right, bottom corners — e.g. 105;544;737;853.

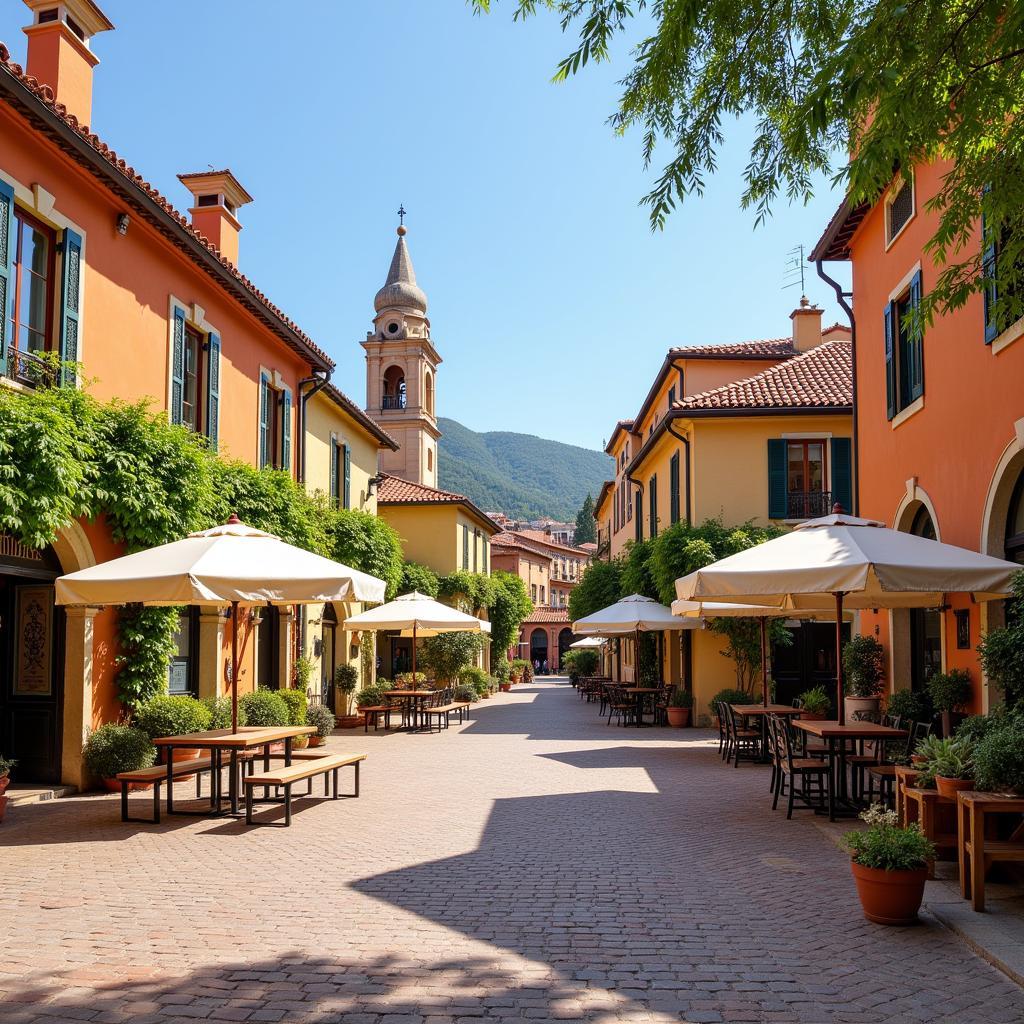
812;161;1024;715
0;3;341;787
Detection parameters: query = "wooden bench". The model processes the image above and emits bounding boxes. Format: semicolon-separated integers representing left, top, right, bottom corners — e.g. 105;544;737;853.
118;757;215;824
420;691;472;731
957;791;1024;911
243;753;365;827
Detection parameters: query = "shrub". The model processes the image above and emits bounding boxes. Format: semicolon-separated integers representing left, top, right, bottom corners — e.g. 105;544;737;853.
926;668;972;713
886;688;932;724
798;685;831;716
511;658;531;680
459;666;491;697
956;706;1022;743
82;724;155;779
419;632;486;683
570;648;599;678
395;671;428;688
201;695;246;730
135;695;212;739
977;570;1024;709
842;635;886;698
493;657;511;684
293;655;314;693
335;663;360;713
355;684;391;709
845;804;935;871
668;688;693;708
239;689;290;727
278;688;308;726
973;717;1024;793
710;688;754;713
306;702;336;740
0;754;18;778
454;683;479;704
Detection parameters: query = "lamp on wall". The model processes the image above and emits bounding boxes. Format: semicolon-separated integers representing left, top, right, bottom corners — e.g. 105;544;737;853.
116;212;130;235
367;474;385;496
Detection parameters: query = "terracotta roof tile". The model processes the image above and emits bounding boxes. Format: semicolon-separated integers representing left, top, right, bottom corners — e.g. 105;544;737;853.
673;341;852;412
514;530;591;557
376;475;501;533
669;337;796;360
491;532;554;559
522;607;571;623
0;43;333;370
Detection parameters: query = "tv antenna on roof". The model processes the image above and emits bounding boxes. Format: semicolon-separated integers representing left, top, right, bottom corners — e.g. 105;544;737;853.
783;244;806;294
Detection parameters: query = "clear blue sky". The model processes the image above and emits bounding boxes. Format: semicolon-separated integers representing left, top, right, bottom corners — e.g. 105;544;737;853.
1;1;850;451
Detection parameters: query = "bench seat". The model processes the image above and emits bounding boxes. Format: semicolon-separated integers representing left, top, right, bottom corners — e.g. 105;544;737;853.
243;753;365;826
117;757;216;824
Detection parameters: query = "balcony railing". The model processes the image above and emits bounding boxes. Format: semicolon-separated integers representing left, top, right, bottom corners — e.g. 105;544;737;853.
787;489;833;520
381;394;407;410
4;348;58;389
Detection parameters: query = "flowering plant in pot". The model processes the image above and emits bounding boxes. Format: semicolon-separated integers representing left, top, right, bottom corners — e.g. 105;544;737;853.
797;685;830;721
845;804;935;925
335;664;361;727
82;724;156;792
306;703;336;747
928;737;975;799
666;688;693;727
842;635;885;719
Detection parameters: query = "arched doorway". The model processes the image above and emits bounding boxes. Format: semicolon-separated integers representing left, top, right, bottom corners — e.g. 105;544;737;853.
1004;469;1024;566
320;604;338;706
0;538;64;782
907;505;942;693
382;365;406;409
530;628;548;670
557;628;573;670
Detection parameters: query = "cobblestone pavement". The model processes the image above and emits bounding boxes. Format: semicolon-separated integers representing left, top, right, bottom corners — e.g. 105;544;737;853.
1;679;1021;1024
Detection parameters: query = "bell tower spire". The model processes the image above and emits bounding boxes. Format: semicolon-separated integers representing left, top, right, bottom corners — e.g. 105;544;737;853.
362;214;442;488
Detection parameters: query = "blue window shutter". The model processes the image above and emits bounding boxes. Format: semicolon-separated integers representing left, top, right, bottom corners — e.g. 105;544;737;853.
883;303;896;421
281;386;292;472
343;443;351;509
258;372;270;468
0;180;15;377
670;452;680;525
767;439;788;519
830;438;852;515
329;434;339;505
909;270;924;401
205;331;221;451
59;228;83;386
171;307;187;424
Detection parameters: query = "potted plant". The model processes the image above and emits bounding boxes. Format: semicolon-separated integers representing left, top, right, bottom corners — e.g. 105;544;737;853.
278;688;309;747
926;668;972;737
0;754;15;823
293;654;314;694
973;715;1024;795
201;695;247;730
797;685;830;721
306;702;336;747
238;689;290;726
886;688;932;727
82;724;156;792
135;694;213;775
928;736;975;799
666;688;693;727
912;732;945;766
335;664;362;728
845;804;935;925
495;657;512;692
842;635;886;720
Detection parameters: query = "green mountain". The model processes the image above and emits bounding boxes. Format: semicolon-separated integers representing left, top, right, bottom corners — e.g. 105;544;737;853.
437;417;610;522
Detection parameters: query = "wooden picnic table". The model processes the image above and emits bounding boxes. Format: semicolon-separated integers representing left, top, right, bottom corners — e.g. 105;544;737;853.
383;689;434;731
791;720;907;821
619;687;664;727
956;791;1024;911
153;725;315;817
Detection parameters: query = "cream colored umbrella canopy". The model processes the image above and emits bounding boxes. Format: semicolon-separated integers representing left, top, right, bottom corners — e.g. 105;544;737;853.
573;593;698;636
55;516;387;731
675;512;1021;721
569;636;607;649
344;591;489;679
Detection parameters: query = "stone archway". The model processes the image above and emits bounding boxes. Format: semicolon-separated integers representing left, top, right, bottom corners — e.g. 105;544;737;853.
530;628;548;670
557;628;573;670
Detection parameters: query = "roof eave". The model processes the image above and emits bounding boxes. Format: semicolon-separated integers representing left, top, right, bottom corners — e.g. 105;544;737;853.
810;195;871;262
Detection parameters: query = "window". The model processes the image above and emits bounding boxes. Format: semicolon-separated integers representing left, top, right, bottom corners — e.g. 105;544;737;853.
768;438;850;519
258;373;291;471
170;309;222;448
9;208;55;357
786;440;826;519
463;524;470;570
983;204;1021;344
648;474;658;538
531;583;537;603
382;364;406;409
670;451;680;525
540;585;545;605
668;385;676;407
330;437;351;509
886;174;914;244
908;506;942;692
168;609;198;696
635;490;643;542
884;271;924;419
181;324;203;431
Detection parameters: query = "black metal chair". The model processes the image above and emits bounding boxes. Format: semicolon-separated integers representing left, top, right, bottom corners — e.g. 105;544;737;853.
605;685;634;727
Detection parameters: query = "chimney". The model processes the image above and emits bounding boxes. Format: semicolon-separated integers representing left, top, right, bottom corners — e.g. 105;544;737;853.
177;170;253;266
790;295;824;352
22;1;114;126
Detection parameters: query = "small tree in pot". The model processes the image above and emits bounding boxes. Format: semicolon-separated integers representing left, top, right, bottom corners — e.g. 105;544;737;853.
666;688;693;727
842;635;886;719
926;668;972;737
82;724;155;792
335;664;360;726
306;703;336;747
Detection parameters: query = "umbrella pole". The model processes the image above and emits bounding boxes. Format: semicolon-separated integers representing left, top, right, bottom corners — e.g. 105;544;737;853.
760;617;769;707
835;592;845;725
231;600;239;734
412;621;417;680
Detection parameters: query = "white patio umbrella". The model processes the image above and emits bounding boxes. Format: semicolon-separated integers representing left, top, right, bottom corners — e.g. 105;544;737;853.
569;636;606;649
343;591;488;680
55;516;387;731
675;512;1021;722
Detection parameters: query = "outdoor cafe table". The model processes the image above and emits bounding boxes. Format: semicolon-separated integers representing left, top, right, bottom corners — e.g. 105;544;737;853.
791;719;907;821
731;704;803;760
619;688;664;727
383;689;434;732
153;725;315;817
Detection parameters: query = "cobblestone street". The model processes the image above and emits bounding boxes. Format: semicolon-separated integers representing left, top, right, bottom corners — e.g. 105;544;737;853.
1;679;1021;1024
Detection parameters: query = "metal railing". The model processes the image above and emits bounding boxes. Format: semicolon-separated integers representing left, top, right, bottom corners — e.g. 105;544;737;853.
4;348;58;389
381;394;407;410
787;489;833;520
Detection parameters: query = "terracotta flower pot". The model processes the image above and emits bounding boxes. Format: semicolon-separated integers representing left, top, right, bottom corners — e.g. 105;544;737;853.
844;696;880;721
935;775;974;800
0;795;7;823
666;707;690;727
910;754;928;765
850;860;928;925
499;683;512;692
0;774;10;797
309;735;325;748
337;714;365;729
800;711;827;722
293;735;310;750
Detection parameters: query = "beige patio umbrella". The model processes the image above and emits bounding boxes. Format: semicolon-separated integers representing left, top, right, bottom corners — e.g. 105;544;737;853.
343;591;488;680
675;512;1021;722
55;516;387;731
568;636;607;649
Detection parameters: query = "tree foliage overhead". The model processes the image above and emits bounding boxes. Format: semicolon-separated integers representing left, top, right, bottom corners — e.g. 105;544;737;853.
574;493;596;545
488;569;534;661
474;1;1024;323
569;557;623;621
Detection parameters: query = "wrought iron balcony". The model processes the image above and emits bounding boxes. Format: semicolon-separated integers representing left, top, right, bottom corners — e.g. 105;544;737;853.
787;489;833;520
4;348;58;389
381;394;407;410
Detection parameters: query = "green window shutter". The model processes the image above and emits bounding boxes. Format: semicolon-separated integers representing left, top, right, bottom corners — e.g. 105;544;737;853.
909;270;924;401
767;439;788;519
635;491;642;542
205;331;221;451
830;437;852;515
670;452;680;525
343;443;351;509
649;474;658;538
281;386;292;472
258;372;270;468
463;524;469;570
329;434;339;505
983;206;999;344
883;303;896;421
59;228;83;386
171;307;187;425
0;181;15;377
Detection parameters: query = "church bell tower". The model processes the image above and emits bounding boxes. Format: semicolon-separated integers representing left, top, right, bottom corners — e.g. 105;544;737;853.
362;213;442;487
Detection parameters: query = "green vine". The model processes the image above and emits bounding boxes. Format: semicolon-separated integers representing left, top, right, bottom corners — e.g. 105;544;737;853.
114;605;181;710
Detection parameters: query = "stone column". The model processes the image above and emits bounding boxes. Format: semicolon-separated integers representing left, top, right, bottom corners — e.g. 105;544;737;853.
61;606;99;789
198;610;226;699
